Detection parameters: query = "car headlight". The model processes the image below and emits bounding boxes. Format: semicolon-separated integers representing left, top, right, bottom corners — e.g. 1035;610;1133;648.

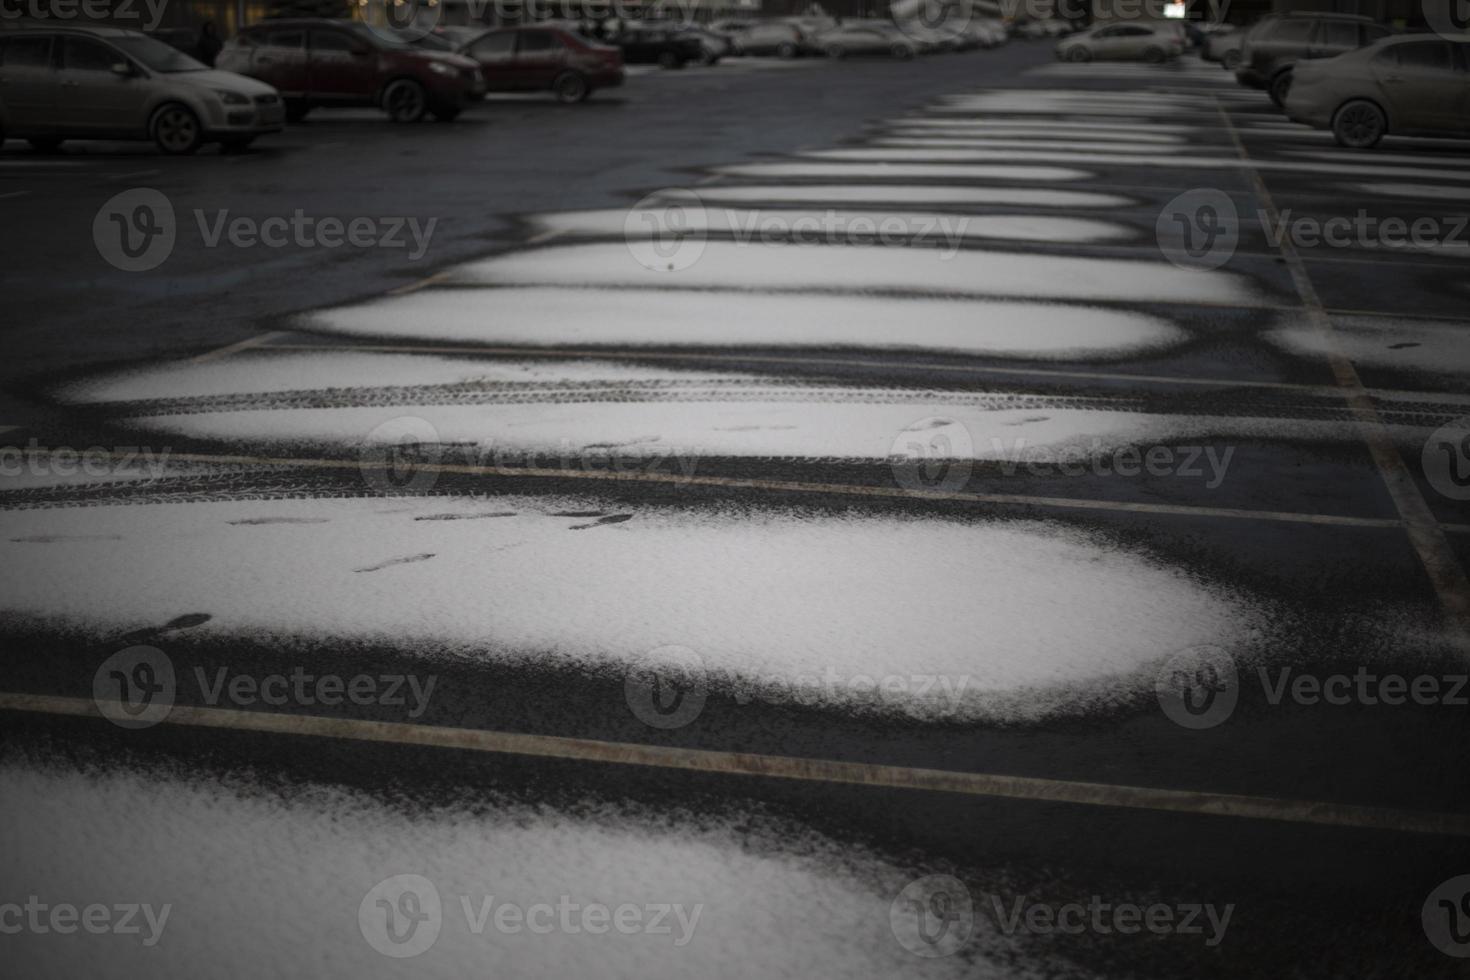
213;89;250;105
428;61;455;76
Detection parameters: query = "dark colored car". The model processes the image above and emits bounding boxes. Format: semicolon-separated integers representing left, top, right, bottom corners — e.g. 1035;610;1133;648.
458;25;623;103
609;27;705;69
1235;12;1389;105
216;19;485;123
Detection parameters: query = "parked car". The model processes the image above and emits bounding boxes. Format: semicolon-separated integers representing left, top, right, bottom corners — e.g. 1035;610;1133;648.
456;25;622;103
814;23;919;59
671;25;732;65
608;27;705;68
0;24;283;154
1056;23;1182;63
1285;35;1470;148
216;19;484;123
711;19;804;58
1234;11;1389;105
1202;26;1245;69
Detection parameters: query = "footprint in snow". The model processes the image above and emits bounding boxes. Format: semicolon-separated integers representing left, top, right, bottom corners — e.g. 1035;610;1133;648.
414;512;518;521
355;553;436;573
569;514;633;530
227;517;330;526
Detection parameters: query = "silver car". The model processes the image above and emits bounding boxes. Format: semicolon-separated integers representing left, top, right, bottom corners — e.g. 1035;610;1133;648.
1284;35;1470;148
0;25;283;155
1056;23;1181;63
814;24;919;59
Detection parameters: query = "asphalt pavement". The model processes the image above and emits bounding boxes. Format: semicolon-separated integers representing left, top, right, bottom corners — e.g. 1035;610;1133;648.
2;40;1469;979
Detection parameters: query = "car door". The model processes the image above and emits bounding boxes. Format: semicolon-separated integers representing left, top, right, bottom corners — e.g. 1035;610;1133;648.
252;27;308;95
466;30;517;89
55;35;153;134
308;28;378;103
1379;40;1463;131
1088;26;1122;59
513;30;568;89
1115;25;1155;60
0;34;59;132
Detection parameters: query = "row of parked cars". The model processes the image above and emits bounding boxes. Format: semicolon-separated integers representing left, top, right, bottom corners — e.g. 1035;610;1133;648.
0;14;1022;154
1204;11;1470;148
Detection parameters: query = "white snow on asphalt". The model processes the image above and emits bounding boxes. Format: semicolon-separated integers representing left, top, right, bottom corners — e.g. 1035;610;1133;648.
715;163;1096;181
873;138;1187;153
303;290;1184;359
0;496;1262;721
673;184;1133;208
1348;181;1470;202
1268;318;1470;379
531;208;1133;244
445;242;1263;306
0;760;1017;980
890;118;1192;133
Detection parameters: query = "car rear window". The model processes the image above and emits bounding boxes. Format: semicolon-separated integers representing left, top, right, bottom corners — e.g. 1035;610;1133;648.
0;35;54;69
1321;21;1358;47
265;30;305;50
1268;19;1315;43
469;31;516;57
518;30;563;52
1394;40;1453;71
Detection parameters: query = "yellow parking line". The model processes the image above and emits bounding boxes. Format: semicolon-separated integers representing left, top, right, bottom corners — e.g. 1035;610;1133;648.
4;692;1465;837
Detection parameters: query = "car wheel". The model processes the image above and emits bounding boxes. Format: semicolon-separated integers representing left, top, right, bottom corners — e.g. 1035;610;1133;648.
218;136;255;153
1269;70;1292;107
1222;49;1241;70
1065;45;1091;62
825;43;845;59
1332;99;1387;149
658;50;679;69
383;79;427;123
1142;46;1165;64
698;49;718;66
28;137;63;153
552;71;590;104
776;41;796;58
284;100;310;124
151;104;203;155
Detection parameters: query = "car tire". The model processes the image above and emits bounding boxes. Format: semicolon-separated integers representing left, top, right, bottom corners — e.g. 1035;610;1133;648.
1142;46;1165;64
1222;49;1241;70
1331;99;1387;149
150;103;203;155
658;50;679;69
383;79;428;123
1065;45;1091;62
1269;70;1292;107
284;100;310;124
218;136;255;153
552;71;590;104
28;137;63;153
776;41;796;58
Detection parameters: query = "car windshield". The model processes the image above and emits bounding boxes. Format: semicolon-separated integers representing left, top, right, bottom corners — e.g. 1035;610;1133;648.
111;34;208;72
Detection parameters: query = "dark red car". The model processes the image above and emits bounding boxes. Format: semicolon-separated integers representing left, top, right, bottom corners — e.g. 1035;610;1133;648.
217;19;485;123
458;26;623;104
